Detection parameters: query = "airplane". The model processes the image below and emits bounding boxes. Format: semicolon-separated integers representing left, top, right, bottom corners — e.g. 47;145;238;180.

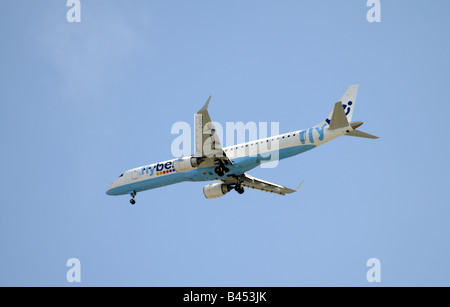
106;85;378;204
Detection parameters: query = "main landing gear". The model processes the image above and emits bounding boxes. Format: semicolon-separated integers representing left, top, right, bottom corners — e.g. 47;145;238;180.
234;184;245;195
130;191;136;205
214;161;230;177
214;166;229;177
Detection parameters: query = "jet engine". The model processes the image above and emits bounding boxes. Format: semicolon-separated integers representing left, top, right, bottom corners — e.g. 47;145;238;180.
173;156;199;173
203;183;232;199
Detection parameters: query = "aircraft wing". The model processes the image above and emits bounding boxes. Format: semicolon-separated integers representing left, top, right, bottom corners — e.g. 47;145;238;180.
194;96;233;168
220;174;304;196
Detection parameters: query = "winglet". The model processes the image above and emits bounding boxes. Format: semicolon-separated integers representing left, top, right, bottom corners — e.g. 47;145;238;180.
295;180;305;192
329;101;350;130
198;96;211;113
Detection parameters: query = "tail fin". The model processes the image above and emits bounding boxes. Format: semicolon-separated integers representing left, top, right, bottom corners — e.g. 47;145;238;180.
339;84;358;123
317;85;379;139
323;85;359;126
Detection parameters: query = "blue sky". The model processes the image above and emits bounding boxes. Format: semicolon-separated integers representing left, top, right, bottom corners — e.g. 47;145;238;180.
0;0;449;286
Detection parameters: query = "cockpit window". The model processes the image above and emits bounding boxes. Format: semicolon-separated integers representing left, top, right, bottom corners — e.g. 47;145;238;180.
118;173;123;178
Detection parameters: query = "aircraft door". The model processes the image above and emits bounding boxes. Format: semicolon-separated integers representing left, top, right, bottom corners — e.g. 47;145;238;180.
132;169;139;180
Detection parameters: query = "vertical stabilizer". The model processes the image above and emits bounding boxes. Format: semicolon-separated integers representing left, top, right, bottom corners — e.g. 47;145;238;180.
321;85;359;127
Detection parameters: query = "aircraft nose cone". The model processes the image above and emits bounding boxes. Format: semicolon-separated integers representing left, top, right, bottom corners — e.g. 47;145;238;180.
106;182;116;195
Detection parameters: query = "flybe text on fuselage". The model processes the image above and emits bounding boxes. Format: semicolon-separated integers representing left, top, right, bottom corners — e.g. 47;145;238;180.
299;124;328;144
141;160;175;177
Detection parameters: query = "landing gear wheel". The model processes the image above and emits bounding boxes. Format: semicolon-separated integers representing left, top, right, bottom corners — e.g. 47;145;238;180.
235;185;245;194
129;191;136;205
214;166;225;177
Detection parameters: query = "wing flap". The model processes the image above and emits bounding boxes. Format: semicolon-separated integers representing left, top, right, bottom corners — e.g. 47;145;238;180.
221;174;303;196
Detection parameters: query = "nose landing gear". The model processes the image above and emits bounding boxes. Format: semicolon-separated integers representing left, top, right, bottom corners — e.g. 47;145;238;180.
129;191;136;205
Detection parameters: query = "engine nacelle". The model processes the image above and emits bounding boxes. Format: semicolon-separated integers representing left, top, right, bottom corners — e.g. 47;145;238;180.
203;183;231;199
173;156;199;173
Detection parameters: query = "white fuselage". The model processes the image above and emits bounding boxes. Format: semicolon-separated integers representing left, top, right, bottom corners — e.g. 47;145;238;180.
106;123;346;196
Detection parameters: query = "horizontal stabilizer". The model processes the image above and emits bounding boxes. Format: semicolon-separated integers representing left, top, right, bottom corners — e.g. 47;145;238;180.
329;101;349;130
346;130;379;139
